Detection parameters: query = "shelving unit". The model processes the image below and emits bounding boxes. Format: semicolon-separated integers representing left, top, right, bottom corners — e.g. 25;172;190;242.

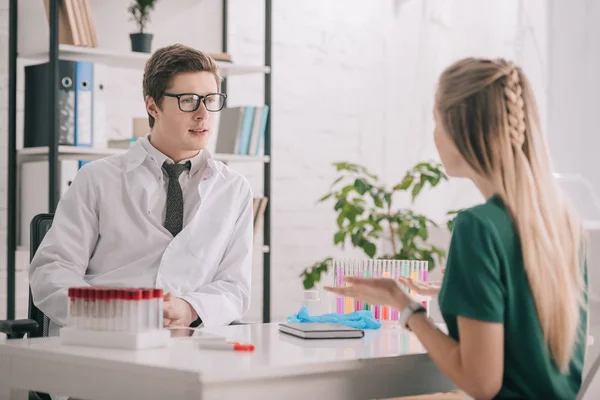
6;0;273;323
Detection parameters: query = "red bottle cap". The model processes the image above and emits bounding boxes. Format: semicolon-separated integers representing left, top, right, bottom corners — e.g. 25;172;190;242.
153;288;163;299
142;289;152;300
128;289;142;300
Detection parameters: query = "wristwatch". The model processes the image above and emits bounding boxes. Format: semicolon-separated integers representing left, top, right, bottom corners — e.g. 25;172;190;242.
399;300;426;330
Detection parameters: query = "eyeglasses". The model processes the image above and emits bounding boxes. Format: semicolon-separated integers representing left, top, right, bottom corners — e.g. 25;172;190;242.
161;92;227;112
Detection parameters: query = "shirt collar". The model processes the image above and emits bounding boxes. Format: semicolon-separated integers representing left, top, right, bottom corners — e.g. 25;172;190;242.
125;135;225;179
140;134;206;177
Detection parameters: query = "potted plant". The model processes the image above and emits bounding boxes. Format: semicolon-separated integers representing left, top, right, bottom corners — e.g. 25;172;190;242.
300;160;460;290
128;0;158;53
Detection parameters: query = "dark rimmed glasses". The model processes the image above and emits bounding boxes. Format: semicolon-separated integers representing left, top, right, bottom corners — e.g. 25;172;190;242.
161;92;227;112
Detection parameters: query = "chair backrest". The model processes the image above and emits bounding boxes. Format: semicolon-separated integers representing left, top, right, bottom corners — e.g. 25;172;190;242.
578;352;600;400
27;213;54;338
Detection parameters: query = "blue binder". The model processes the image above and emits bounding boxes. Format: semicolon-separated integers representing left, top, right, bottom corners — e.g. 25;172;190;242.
74;61;93;147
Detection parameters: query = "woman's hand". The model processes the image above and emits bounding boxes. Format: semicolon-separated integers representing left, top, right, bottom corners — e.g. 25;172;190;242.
324;276;411;311
398;277;442;297
398;267;445;297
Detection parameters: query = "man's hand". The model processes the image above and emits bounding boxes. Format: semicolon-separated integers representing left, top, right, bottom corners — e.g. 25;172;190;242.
163;292;198;328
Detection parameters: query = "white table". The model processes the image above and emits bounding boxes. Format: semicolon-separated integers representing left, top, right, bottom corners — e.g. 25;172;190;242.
0;322;456;400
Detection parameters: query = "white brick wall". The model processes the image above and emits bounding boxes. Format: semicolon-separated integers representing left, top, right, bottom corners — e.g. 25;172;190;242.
0;0;551;323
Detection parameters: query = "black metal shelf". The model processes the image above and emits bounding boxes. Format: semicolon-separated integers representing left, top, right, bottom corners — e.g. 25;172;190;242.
6;0;273;323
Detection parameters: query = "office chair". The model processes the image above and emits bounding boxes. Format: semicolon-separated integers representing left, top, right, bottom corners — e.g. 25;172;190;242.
0;214;53;400
0;213;54;340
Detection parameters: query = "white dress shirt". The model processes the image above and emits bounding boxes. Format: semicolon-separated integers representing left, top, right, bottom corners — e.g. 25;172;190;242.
29;135;254;335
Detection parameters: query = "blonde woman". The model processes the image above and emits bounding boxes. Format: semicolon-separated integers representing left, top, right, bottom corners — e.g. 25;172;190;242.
326;57;588;400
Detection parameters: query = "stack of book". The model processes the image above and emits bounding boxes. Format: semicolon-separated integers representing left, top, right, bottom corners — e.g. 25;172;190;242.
43;0;98;47
215;106;270;156
253;197;268;237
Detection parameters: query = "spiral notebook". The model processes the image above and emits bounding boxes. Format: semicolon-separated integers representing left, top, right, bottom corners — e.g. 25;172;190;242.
278;323;365;339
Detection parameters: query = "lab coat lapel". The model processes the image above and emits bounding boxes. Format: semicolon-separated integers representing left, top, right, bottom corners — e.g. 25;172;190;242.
122;140;171;237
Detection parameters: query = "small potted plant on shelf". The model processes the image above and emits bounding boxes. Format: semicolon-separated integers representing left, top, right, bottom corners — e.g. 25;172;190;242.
128;0;158;53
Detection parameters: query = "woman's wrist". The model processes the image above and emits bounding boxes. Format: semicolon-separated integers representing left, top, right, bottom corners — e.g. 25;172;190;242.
392;285;410;311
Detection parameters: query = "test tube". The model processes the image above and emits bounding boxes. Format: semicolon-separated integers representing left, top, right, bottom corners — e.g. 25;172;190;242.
67;288;74;327
97;288;104;330
154;288;163;329
140;289;150;330
382;261;391;320
363;260;371;311
335;260;343;314
373;261;381;320
344;260;353;314
354;260;361;312
391;263;399;321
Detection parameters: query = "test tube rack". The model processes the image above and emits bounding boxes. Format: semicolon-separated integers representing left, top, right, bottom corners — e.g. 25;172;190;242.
59;287;171;350
332;259;431;320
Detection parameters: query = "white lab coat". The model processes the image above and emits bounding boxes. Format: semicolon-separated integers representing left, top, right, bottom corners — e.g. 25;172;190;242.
29;138;254;335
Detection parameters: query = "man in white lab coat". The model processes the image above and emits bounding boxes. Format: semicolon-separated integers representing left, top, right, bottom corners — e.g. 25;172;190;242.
29;44;254;335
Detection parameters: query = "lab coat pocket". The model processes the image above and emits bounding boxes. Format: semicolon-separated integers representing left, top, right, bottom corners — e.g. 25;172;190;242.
186;216;233;265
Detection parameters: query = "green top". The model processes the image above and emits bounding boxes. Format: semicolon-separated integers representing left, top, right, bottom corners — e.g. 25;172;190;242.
438;195;588;400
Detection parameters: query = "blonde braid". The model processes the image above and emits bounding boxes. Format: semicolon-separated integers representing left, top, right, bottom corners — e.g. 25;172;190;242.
503;66;527;148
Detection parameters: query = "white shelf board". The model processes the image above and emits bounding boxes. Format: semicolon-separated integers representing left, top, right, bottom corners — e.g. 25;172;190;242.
215;153;270;163
17;146;125;161
17;146;270;164
18;44;271;76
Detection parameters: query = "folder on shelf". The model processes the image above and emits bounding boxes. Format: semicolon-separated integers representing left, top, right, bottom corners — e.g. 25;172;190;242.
24;60;77;147
75;61;93;147
92;63;109;148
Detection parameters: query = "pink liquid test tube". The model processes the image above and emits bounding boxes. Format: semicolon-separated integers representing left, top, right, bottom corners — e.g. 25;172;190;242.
336;265;344;314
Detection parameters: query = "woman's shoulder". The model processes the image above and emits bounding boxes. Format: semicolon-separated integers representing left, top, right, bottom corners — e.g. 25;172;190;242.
453;195;516;241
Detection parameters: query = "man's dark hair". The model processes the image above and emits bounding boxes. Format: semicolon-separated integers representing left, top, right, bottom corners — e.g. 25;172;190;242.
143;43;222;128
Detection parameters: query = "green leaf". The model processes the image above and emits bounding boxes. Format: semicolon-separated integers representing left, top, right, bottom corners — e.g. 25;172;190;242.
334;199;346;211
362;241;377;258
334;231;346;245
371;192;384;208
341;185;355;197
393;174;414;191
354;179;370;195
351;233;362;246
336;213;345;229
411;180;425;202
384;193;392;207
318;193;333;202
330;176;344;187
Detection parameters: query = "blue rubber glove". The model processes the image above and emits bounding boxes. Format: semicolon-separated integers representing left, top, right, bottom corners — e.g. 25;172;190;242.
287;305;381;330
